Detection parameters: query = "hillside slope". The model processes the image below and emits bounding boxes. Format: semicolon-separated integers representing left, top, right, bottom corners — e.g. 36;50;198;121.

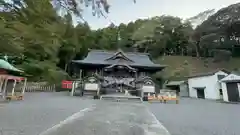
185;9;216;29
195;2;240;35
155;56;240;80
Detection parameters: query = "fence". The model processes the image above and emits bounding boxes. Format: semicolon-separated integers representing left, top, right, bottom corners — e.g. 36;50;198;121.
25;82;56;92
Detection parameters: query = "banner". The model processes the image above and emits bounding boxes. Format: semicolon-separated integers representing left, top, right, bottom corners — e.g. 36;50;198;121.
62;80;73;89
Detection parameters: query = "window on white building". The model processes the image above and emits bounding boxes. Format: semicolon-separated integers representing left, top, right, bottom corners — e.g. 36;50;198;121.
219;89;223;95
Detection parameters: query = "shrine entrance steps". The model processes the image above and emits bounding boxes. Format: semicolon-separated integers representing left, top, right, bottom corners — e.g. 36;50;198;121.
100;94;142;102
81;90;98;98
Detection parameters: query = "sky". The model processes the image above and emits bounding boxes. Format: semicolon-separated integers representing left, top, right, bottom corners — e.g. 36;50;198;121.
79;0;240;29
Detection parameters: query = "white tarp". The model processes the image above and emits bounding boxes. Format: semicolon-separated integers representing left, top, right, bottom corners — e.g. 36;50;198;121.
84;83;99;91
142;85;155;93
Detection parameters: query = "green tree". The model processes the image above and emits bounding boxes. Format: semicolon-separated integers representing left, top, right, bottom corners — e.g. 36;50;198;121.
0;0;70;82
193;3;240;57
131;16;193;57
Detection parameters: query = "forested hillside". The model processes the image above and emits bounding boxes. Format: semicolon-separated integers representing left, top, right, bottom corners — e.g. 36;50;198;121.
1;1;240;82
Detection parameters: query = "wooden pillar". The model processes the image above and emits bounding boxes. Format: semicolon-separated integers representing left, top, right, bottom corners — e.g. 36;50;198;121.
95;69;98;74
141;87;144;98
11;79;17;96
79;69;83;90
22;78;27;95
2;78;8;99
71;81;75;96
100;69;103;76
79;69;82;80
135;71;138;80
0;76;3;93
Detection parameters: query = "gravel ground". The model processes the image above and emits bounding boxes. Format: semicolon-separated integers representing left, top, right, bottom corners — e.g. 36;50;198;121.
147;98;240;135
0;92;97;135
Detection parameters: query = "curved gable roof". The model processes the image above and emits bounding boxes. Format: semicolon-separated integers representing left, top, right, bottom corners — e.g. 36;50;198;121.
73;50;165;69
0;59;23;72
105;50;134;62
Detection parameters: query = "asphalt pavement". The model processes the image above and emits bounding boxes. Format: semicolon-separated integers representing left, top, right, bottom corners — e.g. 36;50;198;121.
4;92;239;135
0;92;170;135
0;92;97;135
39;101;170;135
147;98;240;135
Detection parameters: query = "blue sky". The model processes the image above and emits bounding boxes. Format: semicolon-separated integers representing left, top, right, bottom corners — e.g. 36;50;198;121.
79;0;240;29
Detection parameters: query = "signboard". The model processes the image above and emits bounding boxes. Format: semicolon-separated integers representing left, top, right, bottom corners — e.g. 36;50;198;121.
62;80;73;89
142;85;155;93
84;83;98;91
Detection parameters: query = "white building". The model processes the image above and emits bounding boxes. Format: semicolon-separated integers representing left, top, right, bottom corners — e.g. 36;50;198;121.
220;73;240;102
188;70;229;100
165;81;189;97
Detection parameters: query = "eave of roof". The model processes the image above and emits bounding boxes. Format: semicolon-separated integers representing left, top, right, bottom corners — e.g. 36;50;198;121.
88;49;151;56
72;49;166;70
166;81;186;86
188;69;230;79
104;64;137;71
192;87;206;89
0;59;24;73
220;73;240;82
72;60;166;69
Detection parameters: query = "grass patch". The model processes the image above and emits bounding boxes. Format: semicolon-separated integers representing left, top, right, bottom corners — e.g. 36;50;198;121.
155;56;240;80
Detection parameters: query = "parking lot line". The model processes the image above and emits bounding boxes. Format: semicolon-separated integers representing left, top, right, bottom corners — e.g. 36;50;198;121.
146;108;171;135
38;104;96;135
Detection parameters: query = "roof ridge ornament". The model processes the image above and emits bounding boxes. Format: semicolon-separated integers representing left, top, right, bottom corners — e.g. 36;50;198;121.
104;63;137;72
104;50;134;62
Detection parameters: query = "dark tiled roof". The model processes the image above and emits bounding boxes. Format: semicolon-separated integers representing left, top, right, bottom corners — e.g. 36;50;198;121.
73;50;166;69
231;71;240;76
166;81;186;86
188;69;230;78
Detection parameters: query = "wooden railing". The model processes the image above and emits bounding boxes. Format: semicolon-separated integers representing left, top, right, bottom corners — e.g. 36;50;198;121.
24;82;55;92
